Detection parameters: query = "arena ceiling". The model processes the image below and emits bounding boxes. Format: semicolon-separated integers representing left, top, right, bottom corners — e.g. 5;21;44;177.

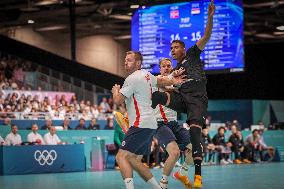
0;0;284;44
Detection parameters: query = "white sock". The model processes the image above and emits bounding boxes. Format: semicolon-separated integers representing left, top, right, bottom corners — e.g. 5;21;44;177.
124;178;134;189
161;174;168;182
160;174;168;189
147;177;161;189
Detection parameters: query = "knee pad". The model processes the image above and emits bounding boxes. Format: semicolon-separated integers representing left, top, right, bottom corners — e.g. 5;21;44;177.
189;127;203;158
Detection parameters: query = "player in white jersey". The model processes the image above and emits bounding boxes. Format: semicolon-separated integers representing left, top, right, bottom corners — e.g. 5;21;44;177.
112;51;186;189
154;58;192;189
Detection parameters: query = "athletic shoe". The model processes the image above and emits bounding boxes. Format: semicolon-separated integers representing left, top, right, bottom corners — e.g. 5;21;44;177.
172;171;192;189
160;179;168;189
226;159;233;164
193;175;202;188
233;159;242;164
153;165;161;169
220;159;229;165
242;159;251;164
143;163;149;168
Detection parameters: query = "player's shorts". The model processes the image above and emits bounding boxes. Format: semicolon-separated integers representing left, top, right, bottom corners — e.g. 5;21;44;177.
168;80;208;128
155;121;190;151
120;126;156;155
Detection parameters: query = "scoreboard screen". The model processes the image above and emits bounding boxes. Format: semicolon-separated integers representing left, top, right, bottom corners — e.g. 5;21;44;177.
131;0;244;74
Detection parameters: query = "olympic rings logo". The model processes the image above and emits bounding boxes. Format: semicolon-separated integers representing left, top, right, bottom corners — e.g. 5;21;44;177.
34;150;57;166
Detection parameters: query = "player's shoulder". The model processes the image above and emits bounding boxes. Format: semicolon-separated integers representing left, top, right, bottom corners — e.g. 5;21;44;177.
187;44;202;53
130;69;152;79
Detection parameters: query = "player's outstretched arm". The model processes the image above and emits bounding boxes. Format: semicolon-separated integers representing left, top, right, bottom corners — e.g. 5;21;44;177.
156;73;186;88
196;0;215;50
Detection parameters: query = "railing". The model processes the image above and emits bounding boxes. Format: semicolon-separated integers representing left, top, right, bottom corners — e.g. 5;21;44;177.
0;112;113;120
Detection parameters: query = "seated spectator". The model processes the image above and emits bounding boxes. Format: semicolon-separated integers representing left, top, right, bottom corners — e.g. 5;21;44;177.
236;131;251;164
3;106;16;118
258;126;276;161
91;104;99;119
212;126;232;165
108;97;114;112
62;118;72;130
81;109;90;120
228;124;243;164
100;97;111;113
88;118;100;130
205;115;212;128
5;124;22;145
2;117;11;126
42;119;53;130
104;117;114;130
245;129;263;162
75;118;87;130
27;124;45;144
232;119;241;130
201;127;215;164
44;126;62;145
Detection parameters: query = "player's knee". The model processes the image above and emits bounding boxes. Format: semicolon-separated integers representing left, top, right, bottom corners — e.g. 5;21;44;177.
116;150;128;163
167;143;180;160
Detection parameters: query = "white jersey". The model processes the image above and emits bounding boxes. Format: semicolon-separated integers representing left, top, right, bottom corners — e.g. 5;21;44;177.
153;87;177;122
5;133;22;146
27;132;45;144
120;69;157;129
44;133;61;145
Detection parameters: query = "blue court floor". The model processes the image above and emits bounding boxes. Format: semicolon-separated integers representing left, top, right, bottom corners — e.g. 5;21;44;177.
1;162;284;189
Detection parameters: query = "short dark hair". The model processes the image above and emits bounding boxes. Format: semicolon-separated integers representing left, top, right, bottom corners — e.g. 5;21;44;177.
126;51;143;63
252;129;258;134
218;126;226;132
171;40;185;48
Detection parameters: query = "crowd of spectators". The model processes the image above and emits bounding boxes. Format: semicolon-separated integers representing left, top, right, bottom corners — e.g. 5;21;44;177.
139;119;280;169
200;120;279;166
0;54;35;91
0;54;281;169
0;53;116;121
0;91;115;121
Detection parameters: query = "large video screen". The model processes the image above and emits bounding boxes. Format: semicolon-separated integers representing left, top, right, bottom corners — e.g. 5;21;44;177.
131;0;244;74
